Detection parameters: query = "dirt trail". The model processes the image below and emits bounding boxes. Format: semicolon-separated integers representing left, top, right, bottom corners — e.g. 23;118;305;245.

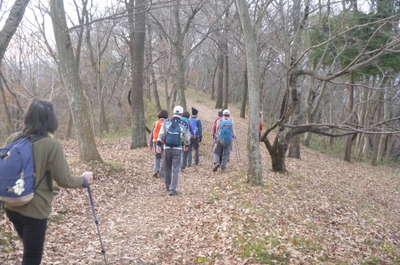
2;96;400;265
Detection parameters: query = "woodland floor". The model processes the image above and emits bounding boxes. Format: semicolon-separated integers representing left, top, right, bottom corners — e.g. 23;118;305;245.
1;96;400;265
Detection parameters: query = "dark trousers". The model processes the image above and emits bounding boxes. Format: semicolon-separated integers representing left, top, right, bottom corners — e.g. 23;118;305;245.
213;141;232;169
164;148;183;192
6;210;48;265
188;138;200;166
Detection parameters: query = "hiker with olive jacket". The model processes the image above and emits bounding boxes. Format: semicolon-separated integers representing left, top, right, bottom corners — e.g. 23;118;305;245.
2;99;93;265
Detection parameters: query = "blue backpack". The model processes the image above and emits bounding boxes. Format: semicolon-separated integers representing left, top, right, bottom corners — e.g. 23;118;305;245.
165;118;182;147
218;119;233;145
0;137;40;206
189;119;199;137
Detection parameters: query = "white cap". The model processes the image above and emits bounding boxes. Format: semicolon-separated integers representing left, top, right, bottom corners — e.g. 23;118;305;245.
173;105;184;114
223;109;230;115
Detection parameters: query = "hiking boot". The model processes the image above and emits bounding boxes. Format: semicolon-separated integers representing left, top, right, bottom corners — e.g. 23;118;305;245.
169;190;178;196
213;164;220;172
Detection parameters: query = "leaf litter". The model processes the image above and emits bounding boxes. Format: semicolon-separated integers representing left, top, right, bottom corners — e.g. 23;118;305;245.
1;101;400;264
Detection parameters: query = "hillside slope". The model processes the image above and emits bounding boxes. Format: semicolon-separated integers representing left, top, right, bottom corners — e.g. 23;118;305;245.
1;94;400;265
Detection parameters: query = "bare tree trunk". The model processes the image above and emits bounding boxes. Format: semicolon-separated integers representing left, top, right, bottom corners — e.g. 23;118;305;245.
0;0;31;63
240;66;248;118
128;0;147;148
164;78;170;110
148;25;162;112
211;63;217;100
265;133;288;172
215;51;224;109
173;0;187;110
175;43;187;110
371;91;383;165
66;110;73;140
344;80;355;162
373;79;391;164
222;10;229;109
170;87;178;110
223;51;229;109
85;19;111;135
99;98;108;133
236;0;263;184
288;101;301;159
50;0;102;162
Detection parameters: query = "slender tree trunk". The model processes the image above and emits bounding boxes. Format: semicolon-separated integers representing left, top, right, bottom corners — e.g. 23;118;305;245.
99;98;108;133
175;43;187;110
223;52;229;109
172;0;187;110
215;51;224;109
170;87;178;110
85;25;109;135
371;92;382;164
148;26;162;112
288;102;301;159
377;80;393;162
211;63;217;100
164;78;170;110
146;71;151;101
240;66;248;118
66;110;73;139
236;0;263;184
50;0;101;162
357;85;370;159
344;80;355;162
128;0;147;148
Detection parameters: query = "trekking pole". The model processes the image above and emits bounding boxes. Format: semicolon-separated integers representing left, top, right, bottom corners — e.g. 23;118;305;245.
87;185;108;265
234;138;240;164
210;139;215;167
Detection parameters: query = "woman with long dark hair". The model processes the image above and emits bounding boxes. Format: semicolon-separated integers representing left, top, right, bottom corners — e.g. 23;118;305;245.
3;99;93;265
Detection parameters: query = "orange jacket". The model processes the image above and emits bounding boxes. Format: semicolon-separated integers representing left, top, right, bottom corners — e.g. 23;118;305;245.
151;119;165;143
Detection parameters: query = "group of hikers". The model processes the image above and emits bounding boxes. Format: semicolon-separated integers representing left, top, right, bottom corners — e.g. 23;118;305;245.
149;105;236;196
0;99;237;265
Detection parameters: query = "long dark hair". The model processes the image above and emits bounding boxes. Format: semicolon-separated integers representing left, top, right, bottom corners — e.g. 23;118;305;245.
23;99;58;136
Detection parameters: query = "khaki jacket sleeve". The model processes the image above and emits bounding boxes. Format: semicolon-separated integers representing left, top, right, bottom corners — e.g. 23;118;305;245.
48;140;84;188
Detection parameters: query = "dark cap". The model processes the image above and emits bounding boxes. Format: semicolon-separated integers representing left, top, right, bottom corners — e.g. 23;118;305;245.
192;107;198;116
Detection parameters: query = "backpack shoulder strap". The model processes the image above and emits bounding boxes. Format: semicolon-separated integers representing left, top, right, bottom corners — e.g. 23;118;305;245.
28;135;53;192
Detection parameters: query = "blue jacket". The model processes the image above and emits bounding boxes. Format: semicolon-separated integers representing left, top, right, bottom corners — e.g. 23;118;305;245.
189;117;203;140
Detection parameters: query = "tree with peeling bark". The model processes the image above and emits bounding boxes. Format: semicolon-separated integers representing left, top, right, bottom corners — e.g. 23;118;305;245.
236;0;263;184
50;0;102;162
